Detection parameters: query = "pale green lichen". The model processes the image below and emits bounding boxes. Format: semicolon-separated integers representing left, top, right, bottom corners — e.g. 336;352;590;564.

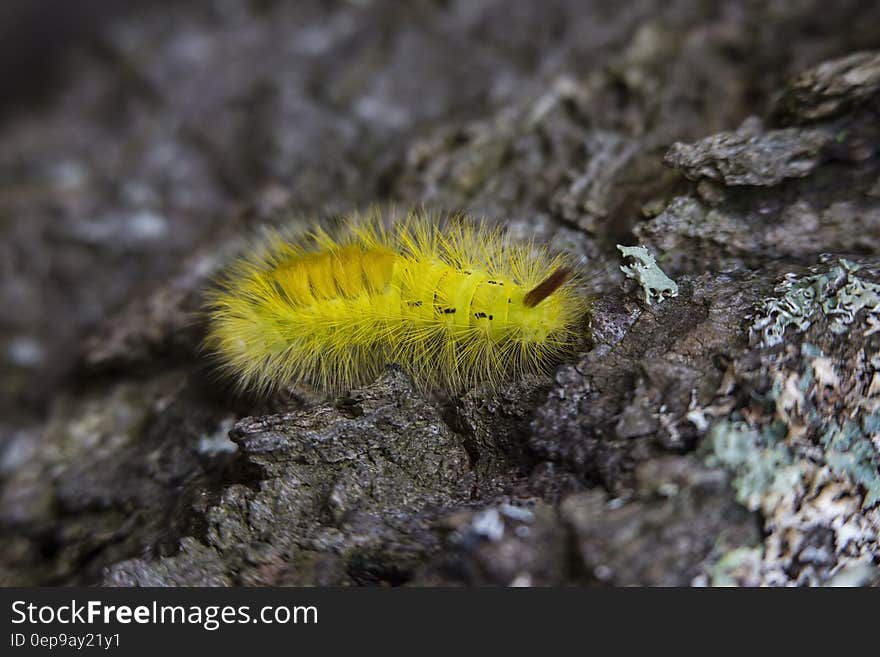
751;259;880;348
705;414;879;585
706;419;802;512
697;256;880;584
702;332;880;585
769;342;880;509
767;345;880;509
708;546;764;587
616;245;679;305
820;420;880;509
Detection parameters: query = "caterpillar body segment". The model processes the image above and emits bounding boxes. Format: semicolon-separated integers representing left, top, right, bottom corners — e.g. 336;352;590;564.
205;210;587;394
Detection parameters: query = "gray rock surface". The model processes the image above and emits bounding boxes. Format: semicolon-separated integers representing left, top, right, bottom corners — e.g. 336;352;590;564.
1;0;879;586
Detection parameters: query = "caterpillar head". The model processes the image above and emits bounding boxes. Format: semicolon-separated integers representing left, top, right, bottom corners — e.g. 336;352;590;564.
511;267;575;343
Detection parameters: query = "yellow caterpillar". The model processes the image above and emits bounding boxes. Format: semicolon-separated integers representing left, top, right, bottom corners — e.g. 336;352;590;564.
204;208;588;394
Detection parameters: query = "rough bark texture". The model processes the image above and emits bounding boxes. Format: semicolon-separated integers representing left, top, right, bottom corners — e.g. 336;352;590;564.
2;0;880;586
